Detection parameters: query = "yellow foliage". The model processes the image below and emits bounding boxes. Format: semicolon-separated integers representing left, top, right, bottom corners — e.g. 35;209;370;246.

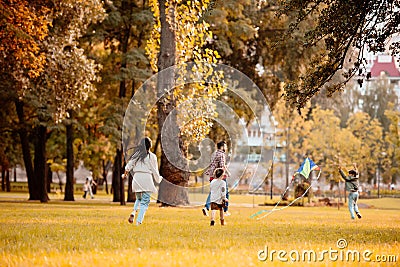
0;0;50;85
147;0;225;145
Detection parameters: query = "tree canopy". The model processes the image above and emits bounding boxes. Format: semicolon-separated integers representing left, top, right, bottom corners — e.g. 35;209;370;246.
1;0;399;199
278;0;400;110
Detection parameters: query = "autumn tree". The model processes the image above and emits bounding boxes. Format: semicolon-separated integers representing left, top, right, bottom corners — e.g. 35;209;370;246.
0;0;104;201
347;112;383;183
82;0;154;204
143;0;224;205
272;93;311;187
385;106;400;184
0;91;21;192
0;0;50;199
73;98;116;194
301;107;361;183
359;75;399;132
26;0;105;202
203;0;318;111
278;0;400;110
0;0;49;85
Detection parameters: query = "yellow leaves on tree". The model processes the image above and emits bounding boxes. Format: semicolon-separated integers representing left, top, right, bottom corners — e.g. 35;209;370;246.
147;0;219;71
147;0;225;145
273;96;386;182
0;0;50;84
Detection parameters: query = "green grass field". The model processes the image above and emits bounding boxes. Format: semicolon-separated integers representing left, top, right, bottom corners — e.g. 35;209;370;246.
0;192;399;266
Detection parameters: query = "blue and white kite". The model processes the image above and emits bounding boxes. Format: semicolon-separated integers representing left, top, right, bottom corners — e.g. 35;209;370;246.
251;157;321;219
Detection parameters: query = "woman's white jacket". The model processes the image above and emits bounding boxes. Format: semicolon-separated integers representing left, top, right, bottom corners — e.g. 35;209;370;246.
125;152;162;193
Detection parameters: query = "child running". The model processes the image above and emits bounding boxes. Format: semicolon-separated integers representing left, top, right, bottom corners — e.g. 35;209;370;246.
209;168;229;226
338;163;362;220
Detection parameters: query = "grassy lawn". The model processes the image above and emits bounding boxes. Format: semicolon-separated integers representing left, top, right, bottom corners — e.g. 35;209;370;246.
0;193;399;266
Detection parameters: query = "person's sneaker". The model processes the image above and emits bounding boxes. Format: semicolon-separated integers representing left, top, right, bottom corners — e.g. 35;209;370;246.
210;220;215;226
202;207;209;216
356;213;362;219
224;211;231;216
128;214;135;224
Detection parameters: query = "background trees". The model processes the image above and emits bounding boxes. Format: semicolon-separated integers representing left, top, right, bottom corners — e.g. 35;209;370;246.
1;0;104;202
81;0;154;204
1;0;399;200
278;0;400;110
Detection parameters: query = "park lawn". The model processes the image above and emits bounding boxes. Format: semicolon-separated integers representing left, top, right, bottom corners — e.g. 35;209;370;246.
0;196;399;266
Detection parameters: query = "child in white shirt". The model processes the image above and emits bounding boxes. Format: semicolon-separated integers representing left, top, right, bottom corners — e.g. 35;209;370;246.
209;168;228;226
83;178;90;199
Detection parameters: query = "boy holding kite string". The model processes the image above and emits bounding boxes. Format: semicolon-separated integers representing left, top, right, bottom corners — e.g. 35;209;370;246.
338;163;362;220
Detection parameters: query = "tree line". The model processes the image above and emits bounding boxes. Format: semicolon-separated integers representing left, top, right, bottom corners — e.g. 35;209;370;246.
1;0;399;203
273;78;399;186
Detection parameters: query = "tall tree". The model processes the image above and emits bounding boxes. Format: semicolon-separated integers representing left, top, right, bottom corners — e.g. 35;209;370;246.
272;93;312;186
0;0;49;84
154;0;184;205
1;0;50;199
146;0;223;205
303;107;361;182
278;0;400;110
347;112;383;183
385;106;400;184
311;80;361;128
202;0;320;111
31;0;104;202
1;0;103;201
82;0;154;204
360;75;399;132
0;90;21;192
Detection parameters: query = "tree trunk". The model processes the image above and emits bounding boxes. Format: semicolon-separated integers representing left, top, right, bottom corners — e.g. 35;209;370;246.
15;100;37;199
102;160;111;194
127;173;135;202
112;148;123;203
153;134;160;156
1;167;5;191
156;0;189;206
111;3;130;204
47;163;52;193
34;124;49;203
119;160;126;206
64;111;75;201
5;169;10;192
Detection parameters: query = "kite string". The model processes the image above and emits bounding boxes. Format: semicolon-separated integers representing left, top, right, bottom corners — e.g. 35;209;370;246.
255;168;321;220
251;179;294;219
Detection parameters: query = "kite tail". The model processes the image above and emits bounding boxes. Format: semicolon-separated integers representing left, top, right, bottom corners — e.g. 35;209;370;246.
251;168;322;220
250;181;292;219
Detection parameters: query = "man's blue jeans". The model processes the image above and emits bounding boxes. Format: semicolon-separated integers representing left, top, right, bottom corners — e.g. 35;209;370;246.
348;191;360;219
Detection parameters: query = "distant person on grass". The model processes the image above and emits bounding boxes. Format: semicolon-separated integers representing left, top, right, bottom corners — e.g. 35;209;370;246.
209;168;228;226
202;140;231;217
82;178;90;199
338;163;362;220
86;171;97;199
123;137;162;225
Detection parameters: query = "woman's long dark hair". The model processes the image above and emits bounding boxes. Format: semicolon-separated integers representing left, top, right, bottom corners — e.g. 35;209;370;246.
130;137;152;165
